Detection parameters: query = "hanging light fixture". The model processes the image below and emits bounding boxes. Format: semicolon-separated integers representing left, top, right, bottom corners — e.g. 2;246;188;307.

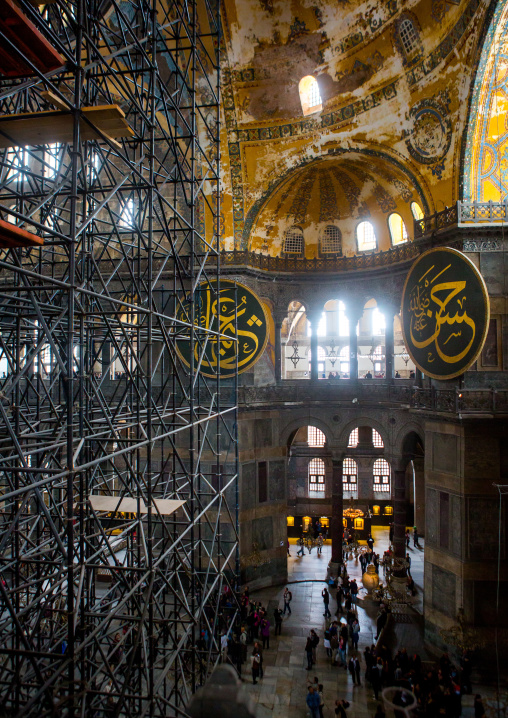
290;340;301;368
328;339;337;367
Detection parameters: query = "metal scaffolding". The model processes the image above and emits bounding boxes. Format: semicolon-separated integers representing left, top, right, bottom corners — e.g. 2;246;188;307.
0;0;239;716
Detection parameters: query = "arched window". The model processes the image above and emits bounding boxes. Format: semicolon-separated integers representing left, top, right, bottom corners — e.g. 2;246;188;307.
372;308;386;335
348;427;384;447
348;428;358;448
6;146;29;182
44;143;61;180
399;17;419;55
120;198;135;229
309;457;325;492
308;426;325;447
388;213;408;245
373;458;391;492
283;226;304;255
338;300;349;337
343;458;358;493
320;225;342;255
357;221;377;252
411;201;424;220
299;76;322;116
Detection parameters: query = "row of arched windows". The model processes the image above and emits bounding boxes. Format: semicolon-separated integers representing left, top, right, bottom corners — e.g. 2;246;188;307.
307;426;384;448
308;457;391;493
282;203;424;255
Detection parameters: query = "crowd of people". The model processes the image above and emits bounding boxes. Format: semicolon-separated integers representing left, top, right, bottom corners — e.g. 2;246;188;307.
218;534;487;718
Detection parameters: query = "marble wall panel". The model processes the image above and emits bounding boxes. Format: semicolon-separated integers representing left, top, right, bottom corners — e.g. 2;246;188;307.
450;493;462;557
241;461;256;511
432;433;458;474
269;459;286;501
468;497;500;559
431;565;456;618
252;516;273;551
426;487;439;546
254;418;272;448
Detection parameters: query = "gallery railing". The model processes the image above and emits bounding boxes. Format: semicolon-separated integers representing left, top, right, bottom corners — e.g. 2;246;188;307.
239;382;508;415
218;234;453;274
414;200;508;238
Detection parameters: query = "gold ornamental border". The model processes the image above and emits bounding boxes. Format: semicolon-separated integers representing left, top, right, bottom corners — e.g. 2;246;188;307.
400;246;490;381
175;279;270;379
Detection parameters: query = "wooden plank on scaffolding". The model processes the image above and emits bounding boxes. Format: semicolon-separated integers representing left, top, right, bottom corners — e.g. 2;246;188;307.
0;219;44;248
0;105;134;148
0;0;64;78
89;495;186;516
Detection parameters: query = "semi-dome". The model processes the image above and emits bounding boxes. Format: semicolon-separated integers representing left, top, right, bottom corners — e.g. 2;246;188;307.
247;152;428;257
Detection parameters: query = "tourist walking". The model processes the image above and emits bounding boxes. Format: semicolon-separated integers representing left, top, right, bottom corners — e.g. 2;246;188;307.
274;606;283;635
351;618;360;649
283;587;292;615
413;526;419;547
297;536;305;557
305;634;314;670
251;649;261;684
306;686;321;718
334;698;350;717
348;656;357;684
317;533;324;554
310;629;319;664
354;656;361;685
322;587;331;618
253;641;264;677
260;617;270;649
318;684;325;718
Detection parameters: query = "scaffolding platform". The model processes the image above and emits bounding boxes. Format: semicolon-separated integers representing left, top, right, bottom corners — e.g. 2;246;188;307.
0;0;64;77
0;218;43;248
0;105;134;148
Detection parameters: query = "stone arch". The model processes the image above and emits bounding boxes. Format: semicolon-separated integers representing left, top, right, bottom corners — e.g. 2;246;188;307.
397;427;425;467
280;414;334;448
338;415;390;450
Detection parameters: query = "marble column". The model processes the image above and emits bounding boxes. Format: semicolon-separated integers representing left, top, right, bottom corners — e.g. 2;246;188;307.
274;316;283;383
414;367;423;388
308;309;321;382
413;457;425;537
381;307;396;383
346;307;362;380
330;458;344;570
393;466;407;559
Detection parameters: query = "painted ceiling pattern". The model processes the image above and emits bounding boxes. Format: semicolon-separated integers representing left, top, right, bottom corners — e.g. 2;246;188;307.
220;0;487;250
464;0;508;202
248;155;419;252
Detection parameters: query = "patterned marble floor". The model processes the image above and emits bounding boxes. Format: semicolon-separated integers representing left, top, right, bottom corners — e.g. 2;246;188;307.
239;527;483;718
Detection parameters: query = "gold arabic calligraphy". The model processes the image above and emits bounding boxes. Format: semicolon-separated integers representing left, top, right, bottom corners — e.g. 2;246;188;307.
408;263;476;365
179;283;267;376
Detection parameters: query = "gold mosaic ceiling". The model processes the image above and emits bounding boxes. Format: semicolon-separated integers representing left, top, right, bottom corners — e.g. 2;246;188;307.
219;0;490;253
248;153;426;256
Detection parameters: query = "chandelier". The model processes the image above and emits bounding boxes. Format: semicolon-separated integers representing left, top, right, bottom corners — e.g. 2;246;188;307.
328;340;337;367
289;340;301;368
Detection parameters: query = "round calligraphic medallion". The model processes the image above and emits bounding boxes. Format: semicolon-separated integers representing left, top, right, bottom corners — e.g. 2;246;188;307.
405;100;452;165
175;280;268;379
401;247;490;380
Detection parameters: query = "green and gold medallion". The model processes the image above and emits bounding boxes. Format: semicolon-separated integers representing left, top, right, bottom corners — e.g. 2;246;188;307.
401;247;490;380
175;280;268;378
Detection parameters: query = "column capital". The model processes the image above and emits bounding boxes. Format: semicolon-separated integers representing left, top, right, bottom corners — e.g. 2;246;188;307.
306;305;324;323
344;303;363;324
377;302;399;320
